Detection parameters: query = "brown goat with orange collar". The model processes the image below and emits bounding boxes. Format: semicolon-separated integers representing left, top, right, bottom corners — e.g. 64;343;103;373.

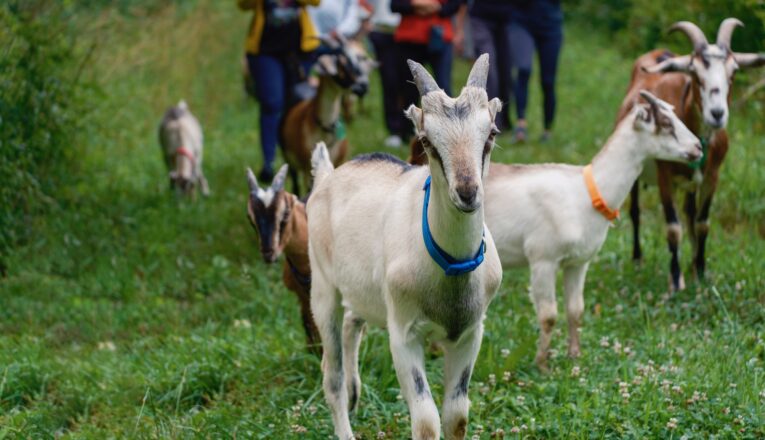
616;19;765;291
246;165;319;354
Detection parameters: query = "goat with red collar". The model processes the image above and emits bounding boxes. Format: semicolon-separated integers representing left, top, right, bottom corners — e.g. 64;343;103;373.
158;100;210;197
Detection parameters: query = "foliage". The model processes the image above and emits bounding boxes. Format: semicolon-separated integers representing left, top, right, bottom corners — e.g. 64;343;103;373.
0;1;90;271
0;1;764;438
564;0;765;54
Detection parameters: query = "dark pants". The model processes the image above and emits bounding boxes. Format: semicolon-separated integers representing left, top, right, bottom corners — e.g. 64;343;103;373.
246;53;312;172
369;31;408;138
470;15;513;131
509;16;563;129
397;42;453;135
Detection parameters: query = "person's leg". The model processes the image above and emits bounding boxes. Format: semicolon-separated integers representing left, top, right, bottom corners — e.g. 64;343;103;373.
470;16;499;100
370;31;406;143
536;29;563;135
247;53;286;181
508;22;534;141
429;44;453;96
494;21;513;131
398;43;427;137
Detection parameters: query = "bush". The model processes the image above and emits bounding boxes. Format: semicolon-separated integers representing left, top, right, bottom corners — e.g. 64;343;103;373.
0;1;89;271
564;0;765;54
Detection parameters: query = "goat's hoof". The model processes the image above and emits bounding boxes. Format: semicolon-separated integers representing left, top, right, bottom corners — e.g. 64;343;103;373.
535;356;551;374
568;346;581;358
668;274;686;293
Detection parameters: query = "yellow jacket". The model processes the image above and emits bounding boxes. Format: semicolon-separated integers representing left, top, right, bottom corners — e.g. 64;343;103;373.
238;0;321;55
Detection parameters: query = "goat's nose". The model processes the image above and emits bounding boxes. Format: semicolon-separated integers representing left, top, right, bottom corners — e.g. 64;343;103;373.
456;185;478;206
711;108;724;121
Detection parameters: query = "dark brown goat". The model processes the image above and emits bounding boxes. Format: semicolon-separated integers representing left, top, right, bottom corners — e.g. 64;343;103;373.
246;165;319;354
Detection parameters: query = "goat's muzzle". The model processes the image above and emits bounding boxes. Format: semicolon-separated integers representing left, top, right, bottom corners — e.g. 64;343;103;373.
454;183;480;213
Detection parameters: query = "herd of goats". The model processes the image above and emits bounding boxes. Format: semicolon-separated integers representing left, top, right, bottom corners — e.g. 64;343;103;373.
157;19;763;440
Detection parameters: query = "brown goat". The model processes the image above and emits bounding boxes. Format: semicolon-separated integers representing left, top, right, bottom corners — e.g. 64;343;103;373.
616;19;765;291
246;165;319;354
280;36;374;195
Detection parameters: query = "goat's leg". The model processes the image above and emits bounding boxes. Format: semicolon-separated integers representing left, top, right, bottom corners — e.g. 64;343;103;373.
441;325;483;440
199;173;210;196
388;321;440;440
658;168;684;292
629;182;642;262
563;263;589;358
311;275;353;439
342;311;366;414
297;288;321;355
683;190;698;278
530;261;558;372
695;169;719;280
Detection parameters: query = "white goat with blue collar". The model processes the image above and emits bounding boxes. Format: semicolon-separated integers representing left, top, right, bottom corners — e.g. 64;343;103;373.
307;54;503;440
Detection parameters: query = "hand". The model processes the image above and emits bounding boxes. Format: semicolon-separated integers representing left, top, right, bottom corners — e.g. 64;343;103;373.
412;0;441;16
453;29;464;55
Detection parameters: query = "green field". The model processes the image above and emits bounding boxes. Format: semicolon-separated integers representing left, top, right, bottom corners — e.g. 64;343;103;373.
1;2;764;438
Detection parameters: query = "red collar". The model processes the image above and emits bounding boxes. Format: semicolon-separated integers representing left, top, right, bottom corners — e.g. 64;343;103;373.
583;164;619;221
176;146;195;161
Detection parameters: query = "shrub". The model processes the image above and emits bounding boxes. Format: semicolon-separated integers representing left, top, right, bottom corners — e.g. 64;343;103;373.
0;1;89;271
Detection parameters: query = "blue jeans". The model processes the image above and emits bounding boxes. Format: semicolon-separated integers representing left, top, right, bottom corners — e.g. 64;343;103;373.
246;53;313;172
247;54;286;171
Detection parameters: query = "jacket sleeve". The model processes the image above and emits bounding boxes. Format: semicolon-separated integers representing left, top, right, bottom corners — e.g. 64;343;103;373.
439;0;461;17
337;0;361;36
390;0;414;15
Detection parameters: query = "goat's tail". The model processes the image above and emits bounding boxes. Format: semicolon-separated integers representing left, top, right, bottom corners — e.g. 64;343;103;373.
311;141;334;187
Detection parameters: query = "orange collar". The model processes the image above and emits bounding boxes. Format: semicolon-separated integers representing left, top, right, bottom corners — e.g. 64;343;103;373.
583;164;619;221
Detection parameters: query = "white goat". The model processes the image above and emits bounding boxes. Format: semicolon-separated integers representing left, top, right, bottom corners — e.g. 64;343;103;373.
484;91;701;371
158;100;209;197
307;55;503;440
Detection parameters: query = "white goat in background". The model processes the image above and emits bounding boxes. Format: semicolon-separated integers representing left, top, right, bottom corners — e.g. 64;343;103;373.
158;100;209;197
307;55;503;440
484;91;701;371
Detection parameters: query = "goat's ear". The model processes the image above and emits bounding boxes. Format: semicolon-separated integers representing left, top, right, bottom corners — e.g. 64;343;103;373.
404;104;424;136
633;104;655;131
246;167;259;192
733;52;765;68
642;55;693;74
272;164;288;191
488;98;503;123
316;55;338;76
246;195;256;224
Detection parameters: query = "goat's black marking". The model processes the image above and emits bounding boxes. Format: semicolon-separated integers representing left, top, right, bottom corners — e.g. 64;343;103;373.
349;381;358;409
352;152;414;172
412;367;427;396
445;101;471;120
452;366;471;399
630;183;642;261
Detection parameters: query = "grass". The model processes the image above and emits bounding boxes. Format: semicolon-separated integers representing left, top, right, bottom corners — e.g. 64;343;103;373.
1;1;764;438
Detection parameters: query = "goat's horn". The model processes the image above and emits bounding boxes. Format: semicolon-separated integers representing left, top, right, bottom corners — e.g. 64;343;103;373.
717;18;743;50
272;164;289;191
669;21;708;53
466;53;490;89
407;59;440;96
246;167;258;192
639;90;662;107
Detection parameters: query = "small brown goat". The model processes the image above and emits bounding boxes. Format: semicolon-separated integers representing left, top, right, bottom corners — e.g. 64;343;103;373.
280;35;374;195
246;164;319;354
616;18;765;291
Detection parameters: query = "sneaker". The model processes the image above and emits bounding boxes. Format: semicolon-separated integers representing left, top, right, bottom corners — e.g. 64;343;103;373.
512;126;527;144
540;130;552;143
384;134;402;148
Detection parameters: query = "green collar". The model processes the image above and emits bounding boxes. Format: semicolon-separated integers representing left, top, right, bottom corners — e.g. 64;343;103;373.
688;136;708;170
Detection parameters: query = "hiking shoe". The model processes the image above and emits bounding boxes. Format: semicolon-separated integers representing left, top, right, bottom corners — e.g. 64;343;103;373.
512;126;527;144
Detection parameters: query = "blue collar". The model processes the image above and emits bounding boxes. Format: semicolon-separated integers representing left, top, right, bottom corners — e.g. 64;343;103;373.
422;176;486;276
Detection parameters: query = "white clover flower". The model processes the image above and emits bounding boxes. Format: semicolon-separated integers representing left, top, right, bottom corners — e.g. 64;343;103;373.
666;418;678;430
500;348;510;358
571;366;581;377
